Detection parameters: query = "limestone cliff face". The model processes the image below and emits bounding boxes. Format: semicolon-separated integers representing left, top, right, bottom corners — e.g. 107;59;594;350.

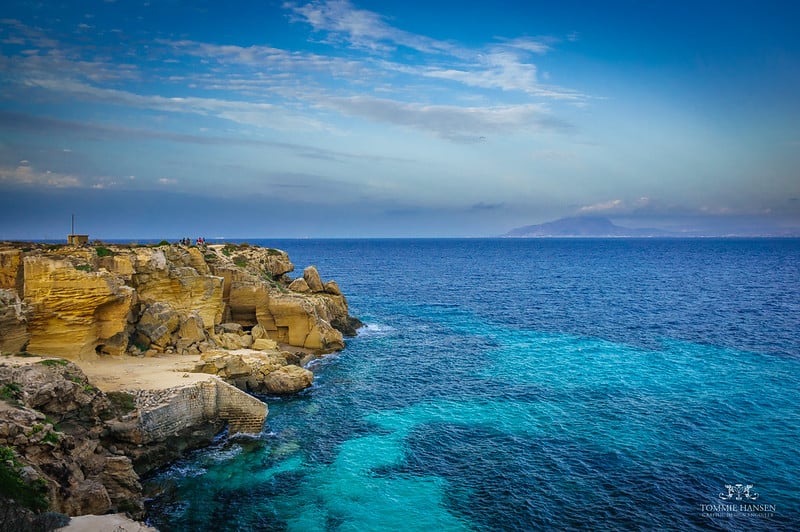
131;247;224;329
0;248;23;292
0;242;358;359
23;256;135;358
0;289;31;353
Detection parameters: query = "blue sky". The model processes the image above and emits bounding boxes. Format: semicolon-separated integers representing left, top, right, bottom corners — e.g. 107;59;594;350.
1;0;798;238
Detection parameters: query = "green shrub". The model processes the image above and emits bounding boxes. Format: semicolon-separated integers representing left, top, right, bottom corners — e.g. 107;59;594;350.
233;256;248;268
155;240;170;247
95;246;113;257
0;446;49;512
107;391;136;414
0;383;21;401
75;264;93;272
41;432;60;445
38;359;68;367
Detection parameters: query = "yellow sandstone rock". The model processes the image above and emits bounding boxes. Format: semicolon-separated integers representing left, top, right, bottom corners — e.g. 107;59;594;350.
23;256;134;358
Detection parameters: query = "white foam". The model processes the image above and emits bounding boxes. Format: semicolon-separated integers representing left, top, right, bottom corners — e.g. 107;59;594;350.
356;322;396;338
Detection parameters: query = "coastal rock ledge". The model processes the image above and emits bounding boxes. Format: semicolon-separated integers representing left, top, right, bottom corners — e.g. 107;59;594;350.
0;241;361;530
0;242;360;359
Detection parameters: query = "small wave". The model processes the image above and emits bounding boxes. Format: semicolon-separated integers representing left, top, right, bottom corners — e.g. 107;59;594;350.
206;444;244;463
356;322;396;338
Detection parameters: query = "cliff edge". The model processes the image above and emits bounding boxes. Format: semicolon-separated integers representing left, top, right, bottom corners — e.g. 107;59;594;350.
0;241;360;359
0;241;361;530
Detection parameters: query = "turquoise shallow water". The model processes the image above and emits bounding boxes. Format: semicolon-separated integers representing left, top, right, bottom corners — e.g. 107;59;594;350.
144;239;800;531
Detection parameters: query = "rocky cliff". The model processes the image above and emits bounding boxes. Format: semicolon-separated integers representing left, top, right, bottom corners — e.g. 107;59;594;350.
0;358;145;528
0;242;359;359
0;241;361;529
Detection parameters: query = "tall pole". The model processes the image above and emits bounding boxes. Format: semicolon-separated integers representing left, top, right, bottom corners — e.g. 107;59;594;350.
71;214;75;235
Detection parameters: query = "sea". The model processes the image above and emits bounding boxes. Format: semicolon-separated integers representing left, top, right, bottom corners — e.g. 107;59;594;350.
142;238;800;531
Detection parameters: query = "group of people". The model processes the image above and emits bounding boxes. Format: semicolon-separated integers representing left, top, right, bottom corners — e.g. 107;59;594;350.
178;237;206;246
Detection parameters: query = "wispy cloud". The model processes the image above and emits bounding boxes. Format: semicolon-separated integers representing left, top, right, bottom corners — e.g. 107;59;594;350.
0;110;410;163
284;0;460;56
2;3;586;145
321;95;572;141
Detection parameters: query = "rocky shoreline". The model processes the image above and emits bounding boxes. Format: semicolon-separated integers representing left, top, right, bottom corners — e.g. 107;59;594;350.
0;241;360;530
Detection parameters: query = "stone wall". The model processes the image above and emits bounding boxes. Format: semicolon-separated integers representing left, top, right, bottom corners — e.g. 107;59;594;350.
136;378;267;441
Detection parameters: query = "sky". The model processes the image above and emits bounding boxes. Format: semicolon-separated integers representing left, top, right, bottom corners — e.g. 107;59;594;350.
1;0;799;239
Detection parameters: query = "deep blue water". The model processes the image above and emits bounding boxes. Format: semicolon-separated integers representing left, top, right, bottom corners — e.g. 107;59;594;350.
144;239;800;531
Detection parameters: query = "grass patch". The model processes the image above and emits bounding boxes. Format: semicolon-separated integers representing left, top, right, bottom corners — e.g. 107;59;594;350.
107;391;136;414
41;432;60;445
75;264;93;272
0;446;49;512
233;256;248;268
0;383;21;402
266;248;283;256
95;246;113;257
154;240;171;247
38;359;68;367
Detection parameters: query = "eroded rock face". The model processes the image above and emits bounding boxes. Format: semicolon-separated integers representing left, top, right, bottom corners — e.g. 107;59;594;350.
23;256;135;358
131;247;224;329
259;293;345;352
0;248;23;292
0;359;144;518
4;242;359;359
0;289;31;353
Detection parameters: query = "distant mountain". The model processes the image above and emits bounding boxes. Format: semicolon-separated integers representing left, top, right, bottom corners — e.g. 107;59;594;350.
503;216;672;238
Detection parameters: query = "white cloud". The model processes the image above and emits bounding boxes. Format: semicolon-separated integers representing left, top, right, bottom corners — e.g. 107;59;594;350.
158;177;177;185
579;199;624;214
22;77;324;131
0;164;81;187
284;0;460;56
579;197;653;214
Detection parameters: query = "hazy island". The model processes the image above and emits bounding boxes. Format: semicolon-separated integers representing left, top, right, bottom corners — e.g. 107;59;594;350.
503;215;800;238
0;240;361;530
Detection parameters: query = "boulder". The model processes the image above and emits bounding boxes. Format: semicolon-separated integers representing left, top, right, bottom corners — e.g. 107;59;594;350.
218;322;243;334
178;312;206;343
193;350;312;394
251;324;268;340
303;266;325;293
323;280;342;296
288;278;310;293
136;302;180;348
252;338;278;351
262;365;314;395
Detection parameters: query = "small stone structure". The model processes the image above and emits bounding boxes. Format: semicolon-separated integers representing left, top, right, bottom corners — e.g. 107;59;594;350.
137;377;267;439
67;234;89;246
